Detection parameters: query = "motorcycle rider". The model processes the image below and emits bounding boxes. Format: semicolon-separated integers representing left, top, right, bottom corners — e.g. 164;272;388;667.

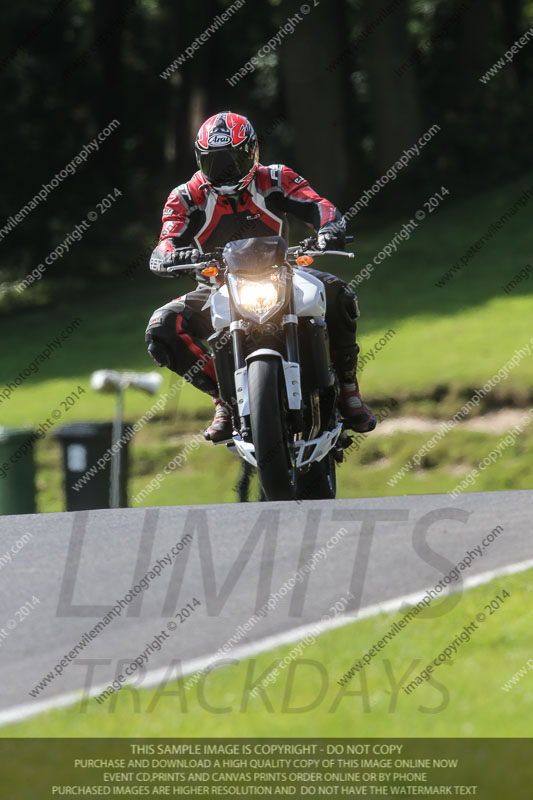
145;111;376;442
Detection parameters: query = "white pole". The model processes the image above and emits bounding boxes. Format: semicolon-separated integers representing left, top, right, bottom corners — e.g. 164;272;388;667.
110;386;124;508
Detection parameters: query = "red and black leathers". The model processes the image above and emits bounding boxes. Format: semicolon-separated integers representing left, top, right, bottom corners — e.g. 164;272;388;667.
148;164;344;271
145;164;359;399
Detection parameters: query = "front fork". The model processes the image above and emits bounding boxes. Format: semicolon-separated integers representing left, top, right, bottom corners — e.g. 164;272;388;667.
280;305;305;433
230;318;251;441
210;290;304;440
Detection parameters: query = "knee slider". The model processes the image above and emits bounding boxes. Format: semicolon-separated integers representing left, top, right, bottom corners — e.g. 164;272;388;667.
146;337;173;369
337;287;359;331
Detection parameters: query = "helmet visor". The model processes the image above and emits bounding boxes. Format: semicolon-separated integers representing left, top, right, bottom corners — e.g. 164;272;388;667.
199;148;253;189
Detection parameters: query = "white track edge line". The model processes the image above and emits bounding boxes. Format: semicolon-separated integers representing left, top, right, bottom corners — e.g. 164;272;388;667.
1;555;532;729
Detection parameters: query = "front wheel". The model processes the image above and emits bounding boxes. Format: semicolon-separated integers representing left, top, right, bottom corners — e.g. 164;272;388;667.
296;451;337;501
248;357;295;501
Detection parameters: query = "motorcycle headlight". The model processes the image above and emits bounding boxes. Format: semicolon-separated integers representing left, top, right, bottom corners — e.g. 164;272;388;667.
228;273;286;323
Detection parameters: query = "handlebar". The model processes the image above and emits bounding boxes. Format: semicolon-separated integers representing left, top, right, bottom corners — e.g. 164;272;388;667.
301;250;354;258
165;235;355;273
166;261;215;272
165;251;219;272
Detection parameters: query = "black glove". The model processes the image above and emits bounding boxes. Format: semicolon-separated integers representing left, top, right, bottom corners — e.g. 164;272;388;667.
162;247;200;268
317;224;346;252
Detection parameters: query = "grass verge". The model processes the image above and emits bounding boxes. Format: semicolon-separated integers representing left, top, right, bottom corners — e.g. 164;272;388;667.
2;567;532;738
0;175;531;510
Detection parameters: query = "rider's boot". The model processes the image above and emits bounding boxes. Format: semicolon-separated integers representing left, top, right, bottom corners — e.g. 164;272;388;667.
204;398;233;442
338;366;377;433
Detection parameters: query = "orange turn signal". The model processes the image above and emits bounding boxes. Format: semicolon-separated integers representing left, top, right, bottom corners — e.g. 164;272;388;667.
296;255;314;266
201;266;219;277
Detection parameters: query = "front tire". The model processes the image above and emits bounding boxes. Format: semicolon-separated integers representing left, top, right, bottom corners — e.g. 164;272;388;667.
296;451;336;501
248;358;295;501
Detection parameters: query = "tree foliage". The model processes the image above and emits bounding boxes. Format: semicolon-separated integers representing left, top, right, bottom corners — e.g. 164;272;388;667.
0;0;531;289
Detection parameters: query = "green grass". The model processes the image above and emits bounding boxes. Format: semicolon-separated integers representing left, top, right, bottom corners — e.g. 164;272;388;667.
346;173;533;400
3;568;531;738
358;294;533;401
1;177;532;743
0;174;532;426
24;411;533;512
125;423;533;509
1;175;532;512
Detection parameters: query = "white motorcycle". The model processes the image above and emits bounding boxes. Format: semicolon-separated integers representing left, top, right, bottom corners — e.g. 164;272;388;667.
168;235;356;501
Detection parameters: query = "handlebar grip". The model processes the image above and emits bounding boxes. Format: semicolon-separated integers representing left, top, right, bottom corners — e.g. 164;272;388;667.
166;263;204;272
305;250;355;258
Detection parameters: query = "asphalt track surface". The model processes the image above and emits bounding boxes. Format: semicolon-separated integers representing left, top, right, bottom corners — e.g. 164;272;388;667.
0;490;532;717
